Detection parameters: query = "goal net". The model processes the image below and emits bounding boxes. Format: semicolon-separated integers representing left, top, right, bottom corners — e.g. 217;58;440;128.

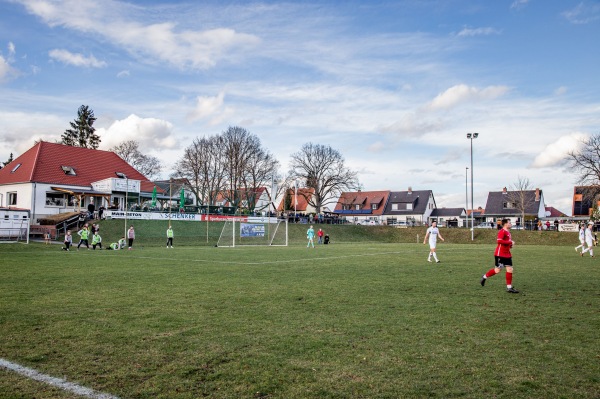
0;218;30;244
217;216;288;247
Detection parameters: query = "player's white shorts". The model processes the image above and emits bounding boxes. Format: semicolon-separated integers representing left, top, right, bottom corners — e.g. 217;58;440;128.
429;240;437;249
586;239;594;247
580;238;585;245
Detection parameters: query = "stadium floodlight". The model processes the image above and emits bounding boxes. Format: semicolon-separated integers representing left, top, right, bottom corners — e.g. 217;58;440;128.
466;133;479;240
116;172;128;240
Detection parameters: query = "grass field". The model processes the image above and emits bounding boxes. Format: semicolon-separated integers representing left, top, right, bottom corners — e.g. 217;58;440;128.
1;237;599;398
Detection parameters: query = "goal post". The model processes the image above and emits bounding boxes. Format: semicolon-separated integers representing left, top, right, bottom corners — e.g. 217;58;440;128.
217;216;288;247
0;218;30;244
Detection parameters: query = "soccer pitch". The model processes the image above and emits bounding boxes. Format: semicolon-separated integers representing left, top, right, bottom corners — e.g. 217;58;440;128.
1;242;598;398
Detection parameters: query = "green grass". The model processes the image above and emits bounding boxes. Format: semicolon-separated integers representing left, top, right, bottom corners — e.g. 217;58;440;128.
1;240;598;398
56;219;580;247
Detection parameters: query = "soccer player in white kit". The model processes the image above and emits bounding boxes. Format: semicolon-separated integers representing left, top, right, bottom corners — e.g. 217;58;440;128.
581;222;595;258
423;220;445;263
575;223;585;252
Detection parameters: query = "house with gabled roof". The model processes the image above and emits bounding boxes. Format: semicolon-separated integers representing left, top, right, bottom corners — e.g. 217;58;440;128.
332;190;390;224
430;208;467;227
484;187;545;224
382;187;436;226
0;141;164;222
277;187;317;215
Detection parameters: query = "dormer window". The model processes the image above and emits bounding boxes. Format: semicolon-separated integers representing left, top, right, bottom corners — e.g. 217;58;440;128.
10;163;21;173
61;166;76;176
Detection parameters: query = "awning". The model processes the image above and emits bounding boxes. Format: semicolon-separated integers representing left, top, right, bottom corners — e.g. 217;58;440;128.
50;187;113;197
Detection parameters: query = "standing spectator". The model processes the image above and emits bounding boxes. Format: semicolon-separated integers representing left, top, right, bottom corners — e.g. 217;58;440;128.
166;225;174;248
306;225;315;248
44;229;51;245
63;231;72;251
91;231;103;250
480;219;519;293
423;220;445;263
87;200;96;220
317;228;324;244
127;225;135;250
98;205;105;220
77;225;90;250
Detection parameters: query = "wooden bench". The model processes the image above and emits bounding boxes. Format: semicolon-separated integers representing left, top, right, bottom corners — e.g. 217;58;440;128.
30;225;59;240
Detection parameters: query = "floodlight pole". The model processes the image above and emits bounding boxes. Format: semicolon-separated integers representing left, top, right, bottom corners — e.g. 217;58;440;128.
465;167;469;228
467;133;479;241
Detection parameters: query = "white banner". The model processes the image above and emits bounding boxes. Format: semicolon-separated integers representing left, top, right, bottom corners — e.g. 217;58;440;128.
558;223;579;232
105;210;201;221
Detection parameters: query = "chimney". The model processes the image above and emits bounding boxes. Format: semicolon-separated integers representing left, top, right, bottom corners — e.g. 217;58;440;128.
408;186;412;194
535;188;540;202
502;187;507;194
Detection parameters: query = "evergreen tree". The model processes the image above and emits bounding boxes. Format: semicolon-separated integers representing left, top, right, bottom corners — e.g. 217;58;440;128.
1;153;14;169
61;105;100;149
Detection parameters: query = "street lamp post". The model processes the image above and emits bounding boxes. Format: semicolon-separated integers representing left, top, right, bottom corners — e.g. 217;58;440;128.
466;133;479;241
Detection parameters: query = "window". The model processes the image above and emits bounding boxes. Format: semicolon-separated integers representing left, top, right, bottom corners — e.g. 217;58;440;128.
61;166;76;176
503;202;516;209
371;203;378;210
355;204;360;210
46;193;66;207
7;192;17;206
392;203;399;211
406;203;413;210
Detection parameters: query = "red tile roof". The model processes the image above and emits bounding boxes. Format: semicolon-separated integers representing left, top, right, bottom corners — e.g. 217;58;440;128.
334;190;390;215
0;141;157;192
277;188;315;212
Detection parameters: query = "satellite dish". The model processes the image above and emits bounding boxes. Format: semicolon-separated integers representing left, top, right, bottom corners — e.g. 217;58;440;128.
545;211;551;217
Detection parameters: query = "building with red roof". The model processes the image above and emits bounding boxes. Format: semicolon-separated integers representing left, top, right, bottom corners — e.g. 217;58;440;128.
277;187;317;215
333;190;391;224
0;141;164;222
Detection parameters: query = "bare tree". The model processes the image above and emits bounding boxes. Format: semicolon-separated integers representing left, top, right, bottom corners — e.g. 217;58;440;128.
111;140;162;180
507;176;535;226
568;134;600;214
288;143;359;214
221;126;279;211
173;136;225;206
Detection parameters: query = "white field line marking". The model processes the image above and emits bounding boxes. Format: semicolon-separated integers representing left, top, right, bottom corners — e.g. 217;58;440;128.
0;358;119;399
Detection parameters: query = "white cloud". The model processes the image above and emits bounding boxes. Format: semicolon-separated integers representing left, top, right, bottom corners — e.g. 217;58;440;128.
49;49;107;68
380;112;443;137
117;70;130;78
531;132;588;168
186;92;234;125
554;86;568;96
427;84;509;110
8;42;15;56
563;2;600;25
510;0;530;10
97;114;177;153
457;27;501;37
0;56;11;82
17;0;260;70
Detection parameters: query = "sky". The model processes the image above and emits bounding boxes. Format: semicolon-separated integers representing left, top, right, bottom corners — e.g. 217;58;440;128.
1;0;599;215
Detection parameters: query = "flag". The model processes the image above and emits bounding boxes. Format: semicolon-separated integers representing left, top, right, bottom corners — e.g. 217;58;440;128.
151;186;157;208
294;180;298;206
180;188;185;209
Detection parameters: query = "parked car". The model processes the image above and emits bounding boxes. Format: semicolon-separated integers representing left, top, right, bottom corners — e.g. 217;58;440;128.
474;222;493;229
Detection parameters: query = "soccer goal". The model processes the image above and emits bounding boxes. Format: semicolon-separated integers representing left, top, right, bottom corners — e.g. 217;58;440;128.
0;218;30;244
217;216;288;247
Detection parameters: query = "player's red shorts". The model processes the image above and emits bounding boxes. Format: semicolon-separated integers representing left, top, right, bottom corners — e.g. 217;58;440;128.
494;256;513;268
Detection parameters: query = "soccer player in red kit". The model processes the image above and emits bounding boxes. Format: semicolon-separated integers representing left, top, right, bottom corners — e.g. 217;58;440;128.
480;218;519;293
